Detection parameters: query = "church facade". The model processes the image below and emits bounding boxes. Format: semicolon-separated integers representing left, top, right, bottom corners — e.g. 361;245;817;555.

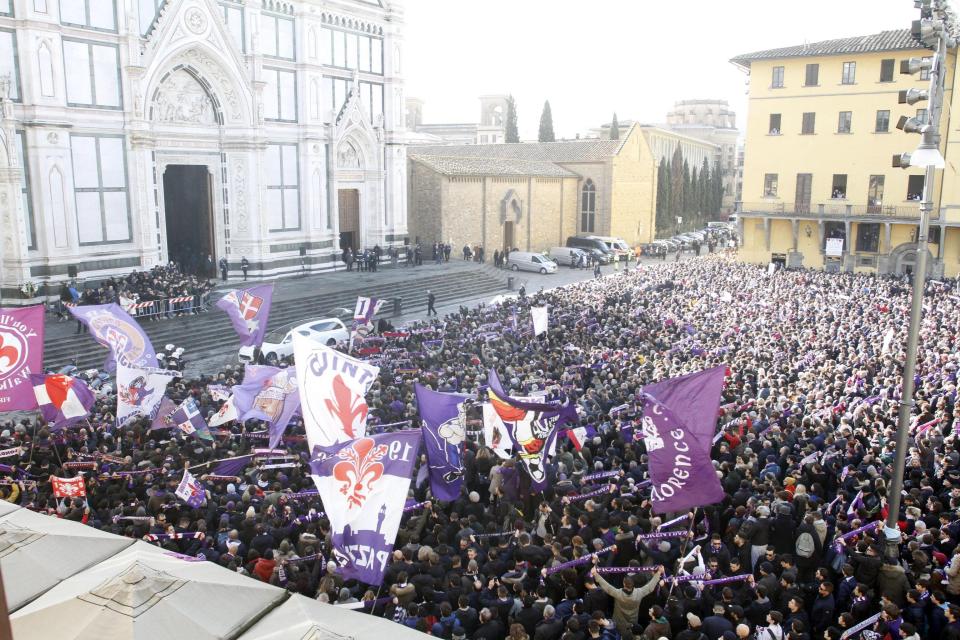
0;0;407;304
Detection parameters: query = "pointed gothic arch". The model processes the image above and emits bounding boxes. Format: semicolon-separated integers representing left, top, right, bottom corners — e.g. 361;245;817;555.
148;64;225;126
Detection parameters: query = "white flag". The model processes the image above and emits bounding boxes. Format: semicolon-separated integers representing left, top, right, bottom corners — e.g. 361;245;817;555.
294;335;380;450
209;394;238;427
116;364;180;426
531;306;549;337
482;403;513;459
881;327;895;355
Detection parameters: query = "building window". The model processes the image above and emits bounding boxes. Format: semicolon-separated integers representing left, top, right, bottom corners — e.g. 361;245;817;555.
875;110;890;133
920;56;932;81
855;223;880;252
919;225;942;244
266;144;299;231
322;26;383;73
70;134;130;245
221;2;245;52
263;68;297;122
916;108;928;125
768;113;781;135
801;112;816;135
880;58;895;82
837;111;852;134
16;131;34;249
771;66;784;88
60;0;117;31
831;174;847;199
763;173;778;197
324;76;351;122
867;175;885;212
804;63;819;86
580;179;596;233
261;13;294;60
0;29;20;102
138;0;162;35
359;80;384;123
62;39;121;108
0;0;10;16
841;61;856;85
907;175;924;200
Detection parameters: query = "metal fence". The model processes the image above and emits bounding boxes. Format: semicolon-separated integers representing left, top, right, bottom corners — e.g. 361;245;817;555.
737;201;923;219
60;292;212;319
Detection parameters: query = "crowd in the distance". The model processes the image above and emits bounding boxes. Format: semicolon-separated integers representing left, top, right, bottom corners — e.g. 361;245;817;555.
6;254;960;640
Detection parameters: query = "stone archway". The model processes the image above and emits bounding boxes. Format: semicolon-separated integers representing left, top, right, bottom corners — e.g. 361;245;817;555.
889;242;934;276
149;65;223;126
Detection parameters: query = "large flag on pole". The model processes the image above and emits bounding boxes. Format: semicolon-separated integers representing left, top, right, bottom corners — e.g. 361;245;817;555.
208;394;238;427
216;284;274;347
0;305;44;410
486;369;578;490
639;366;726;514
231;365;300;449
30;374;95;429
415;383;470;502
309;431;422;584
530;306;549;337
294;335;379;452
116;364;180;426
69;303;156;372
150;396;177;431
482;403;514;460
350;296;384;350
175;469;206;508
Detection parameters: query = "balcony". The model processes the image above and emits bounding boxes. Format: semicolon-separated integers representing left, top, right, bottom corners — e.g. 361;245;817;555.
735;201;922;220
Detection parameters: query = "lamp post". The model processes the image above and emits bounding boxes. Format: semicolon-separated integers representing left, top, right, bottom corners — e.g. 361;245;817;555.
885;0;956;556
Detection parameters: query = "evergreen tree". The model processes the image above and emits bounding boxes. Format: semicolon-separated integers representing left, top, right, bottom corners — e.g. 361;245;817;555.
656;158;671;235
538;101;555;142
700;157;711;221
610;113;620;140
505;95;519;143
689;166;699;221
682;159;692;225
713;163;725;213
669;146;684;233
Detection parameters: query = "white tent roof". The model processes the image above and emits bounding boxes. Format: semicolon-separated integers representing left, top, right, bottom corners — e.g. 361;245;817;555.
0;500;19;518
239;594;429;640
0;506;135;612
11;541;287;640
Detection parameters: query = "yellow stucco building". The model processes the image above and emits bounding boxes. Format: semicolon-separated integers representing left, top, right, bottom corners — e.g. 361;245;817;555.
731;29;960;276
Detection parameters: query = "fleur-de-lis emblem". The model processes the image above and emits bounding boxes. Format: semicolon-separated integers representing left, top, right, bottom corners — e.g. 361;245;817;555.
333;438;387;509
325;375;367;438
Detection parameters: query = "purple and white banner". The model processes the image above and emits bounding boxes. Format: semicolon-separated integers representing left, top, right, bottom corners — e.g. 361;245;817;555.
309;431;422;585
216;284;274;347
415;383;470;502
69;303;156;372
0;305;44;411
232;365;300;449
116;364;180;427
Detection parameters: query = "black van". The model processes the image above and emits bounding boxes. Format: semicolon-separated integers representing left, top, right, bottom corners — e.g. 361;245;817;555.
566;236;611;255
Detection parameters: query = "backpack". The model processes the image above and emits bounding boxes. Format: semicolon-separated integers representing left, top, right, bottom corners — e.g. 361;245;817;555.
795;531;816;558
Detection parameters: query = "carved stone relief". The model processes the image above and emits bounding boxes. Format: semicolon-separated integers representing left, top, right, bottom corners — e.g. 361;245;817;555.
232;158;248;233
337;142;360;169
151;69;216;125
184;8;207;35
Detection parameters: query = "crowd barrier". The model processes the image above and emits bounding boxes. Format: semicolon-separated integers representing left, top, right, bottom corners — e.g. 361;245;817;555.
60;292;211;319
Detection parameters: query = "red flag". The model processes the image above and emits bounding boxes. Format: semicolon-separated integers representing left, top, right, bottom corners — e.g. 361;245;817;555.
50;475;86;498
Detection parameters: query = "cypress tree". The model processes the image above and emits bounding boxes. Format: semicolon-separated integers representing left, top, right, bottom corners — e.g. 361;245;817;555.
538;101;555;142
610;113;620;140
669;146;684;230
505;95;519;143
656;158;671;235
700;157;711;221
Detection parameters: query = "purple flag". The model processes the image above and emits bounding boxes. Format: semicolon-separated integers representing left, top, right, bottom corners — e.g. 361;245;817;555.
175;469;205;508
487;369;578;491
213;454;254;477
69;303;156;372
639;388;724;515
150;396;177;431
309;431;422;585
0;305;44;411
415;383;470;502
216;284;274;347
644;366;726;453
232;365;300;449
170;397;213;441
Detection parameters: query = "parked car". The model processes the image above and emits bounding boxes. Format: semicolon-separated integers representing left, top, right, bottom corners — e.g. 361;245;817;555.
238;318;350;364
584;248;612;264
548;246;588;266
566;236;613;257
507;251;558;274
588;236;631;260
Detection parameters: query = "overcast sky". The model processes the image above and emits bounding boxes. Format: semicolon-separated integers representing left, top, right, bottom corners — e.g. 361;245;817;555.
403;0;921;140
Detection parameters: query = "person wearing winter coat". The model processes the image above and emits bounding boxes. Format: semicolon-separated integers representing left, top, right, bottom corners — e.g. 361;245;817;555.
592;564;663;639
876;558;911;607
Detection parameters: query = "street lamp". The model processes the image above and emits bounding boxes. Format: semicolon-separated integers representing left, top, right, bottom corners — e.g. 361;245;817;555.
885;0;956;558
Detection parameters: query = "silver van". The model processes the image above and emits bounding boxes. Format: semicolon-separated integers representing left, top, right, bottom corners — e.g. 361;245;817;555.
548;246;586;266
507;251;558;274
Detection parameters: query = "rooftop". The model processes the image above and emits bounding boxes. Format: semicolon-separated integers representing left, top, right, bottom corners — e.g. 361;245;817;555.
730;29;926;69
409;154;577;178
409;137;628;163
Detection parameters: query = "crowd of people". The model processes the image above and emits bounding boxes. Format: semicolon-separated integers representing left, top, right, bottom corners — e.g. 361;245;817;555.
8;254;960;640
57;263;216;323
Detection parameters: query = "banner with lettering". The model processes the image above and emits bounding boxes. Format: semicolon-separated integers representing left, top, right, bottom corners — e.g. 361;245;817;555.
309;431;422;585
0;305;43;411
294;335;379;452
69;303;156;372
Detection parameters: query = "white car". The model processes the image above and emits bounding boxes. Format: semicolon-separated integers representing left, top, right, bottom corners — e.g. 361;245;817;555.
238;318;350;364
507;251;558;274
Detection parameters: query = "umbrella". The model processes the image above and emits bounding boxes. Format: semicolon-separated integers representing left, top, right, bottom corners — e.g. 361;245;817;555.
0;506;134;612
239;593;430;640
12;541;287;640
